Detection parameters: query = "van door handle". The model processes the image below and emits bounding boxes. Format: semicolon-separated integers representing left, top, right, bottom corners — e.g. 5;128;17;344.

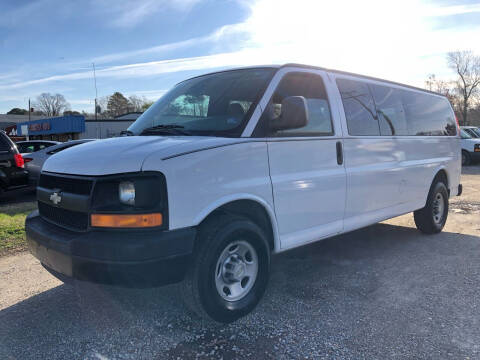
336;141;343;165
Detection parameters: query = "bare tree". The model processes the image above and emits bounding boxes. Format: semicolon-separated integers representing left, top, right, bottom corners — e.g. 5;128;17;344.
447;51;480;125
425;74;460;114
128;95;149;112
35;93;70;116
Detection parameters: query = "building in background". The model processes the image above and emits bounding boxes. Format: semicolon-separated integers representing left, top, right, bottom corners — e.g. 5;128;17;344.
81;112;141;139
0;114;50;141
16;115;86;141
1;112;142;141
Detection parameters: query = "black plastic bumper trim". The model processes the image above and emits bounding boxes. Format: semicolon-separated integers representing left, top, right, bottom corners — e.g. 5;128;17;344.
26;211;196;287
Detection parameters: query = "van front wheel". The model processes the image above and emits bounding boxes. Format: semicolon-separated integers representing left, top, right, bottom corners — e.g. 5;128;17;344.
414;181;449;234
182;213;270;323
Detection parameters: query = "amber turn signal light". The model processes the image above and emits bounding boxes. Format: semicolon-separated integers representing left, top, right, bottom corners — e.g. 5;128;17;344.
91;213;163;228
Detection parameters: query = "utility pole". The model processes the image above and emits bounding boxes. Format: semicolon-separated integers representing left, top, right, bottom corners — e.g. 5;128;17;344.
28;98;31;122
92;62;98;121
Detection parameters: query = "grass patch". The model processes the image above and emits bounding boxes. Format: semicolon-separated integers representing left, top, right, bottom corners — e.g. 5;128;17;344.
0;202;37;257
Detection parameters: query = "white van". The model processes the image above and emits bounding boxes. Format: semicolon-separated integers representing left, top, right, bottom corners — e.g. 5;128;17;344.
26;64;461;323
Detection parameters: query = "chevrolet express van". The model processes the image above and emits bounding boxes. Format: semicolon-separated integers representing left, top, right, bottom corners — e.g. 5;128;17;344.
26;64;461;323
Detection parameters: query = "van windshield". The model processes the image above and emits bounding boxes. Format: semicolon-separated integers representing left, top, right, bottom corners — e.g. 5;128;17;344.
128;68;275;137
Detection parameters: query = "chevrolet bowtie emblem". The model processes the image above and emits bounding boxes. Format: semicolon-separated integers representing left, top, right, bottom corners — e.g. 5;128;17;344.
49;192;62;205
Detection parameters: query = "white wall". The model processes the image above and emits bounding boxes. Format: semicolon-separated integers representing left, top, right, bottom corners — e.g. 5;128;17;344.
80;120;134;139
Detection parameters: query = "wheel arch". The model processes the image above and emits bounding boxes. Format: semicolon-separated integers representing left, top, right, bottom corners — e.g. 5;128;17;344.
194;195;280;252
425;167;450;202
432;168;449;190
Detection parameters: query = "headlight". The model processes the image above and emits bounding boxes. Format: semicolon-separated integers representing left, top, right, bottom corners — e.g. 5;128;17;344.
119;181;135;205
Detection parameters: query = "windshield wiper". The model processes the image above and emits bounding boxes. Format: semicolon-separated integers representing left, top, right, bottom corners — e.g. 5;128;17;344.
120;130;134;136
139;124;192;136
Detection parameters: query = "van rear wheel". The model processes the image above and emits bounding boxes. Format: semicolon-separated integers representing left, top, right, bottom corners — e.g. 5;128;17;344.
414;181;449;234
182;213;270;323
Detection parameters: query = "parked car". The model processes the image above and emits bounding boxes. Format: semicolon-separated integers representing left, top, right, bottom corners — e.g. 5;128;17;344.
460;126;480;139
26;64;461;323
23;139;95;186
16;140;60;156
0;130;28;195
460;129;480;165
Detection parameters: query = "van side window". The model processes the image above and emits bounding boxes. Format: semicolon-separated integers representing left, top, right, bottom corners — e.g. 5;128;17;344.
370;85;408;136
269;72;333;136
402;92;457;136
336;79;379;136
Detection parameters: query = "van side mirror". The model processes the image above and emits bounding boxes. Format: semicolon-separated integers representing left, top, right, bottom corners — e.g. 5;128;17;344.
269;96;309;131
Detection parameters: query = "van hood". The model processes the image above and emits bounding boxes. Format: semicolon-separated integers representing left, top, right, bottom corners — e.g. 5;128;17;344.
42;136;246;176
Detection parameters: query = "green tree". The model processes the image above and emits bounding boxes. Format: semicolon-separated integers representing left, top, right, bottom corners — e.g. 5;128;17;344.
7;108;28;115
141;101;154;112
107;92;130;117
63;110;82;116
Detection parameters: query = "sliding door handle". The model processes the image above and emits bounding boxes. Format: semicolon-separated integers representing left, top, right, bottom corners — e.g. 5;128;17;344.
336;141;343;165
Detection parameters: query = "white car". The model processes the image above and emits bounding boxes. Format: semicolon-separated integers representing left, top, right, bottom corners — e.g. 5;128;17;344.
26;64;461;323
460;129;480;165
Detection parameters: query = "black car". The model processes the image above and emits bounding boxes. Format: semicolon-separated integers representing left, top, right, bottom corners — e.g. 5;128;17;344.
0;130;29;195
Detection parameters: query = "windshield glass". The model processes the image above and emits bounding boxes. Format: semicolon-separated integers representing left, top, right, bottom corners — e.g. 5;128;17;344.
128;68;275;137
465;127;480;138
461;129;472;139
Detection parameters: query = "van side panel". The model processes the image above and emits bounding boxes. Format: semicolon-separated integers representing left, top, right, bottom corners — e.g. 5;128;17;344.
330;71;461;233
141;141;281;251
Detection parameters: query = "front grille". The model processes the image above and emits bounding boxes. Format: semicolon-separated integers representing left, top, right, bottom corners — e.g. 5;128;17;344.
38;173;92;231
39;173;93;195
38;202;89;231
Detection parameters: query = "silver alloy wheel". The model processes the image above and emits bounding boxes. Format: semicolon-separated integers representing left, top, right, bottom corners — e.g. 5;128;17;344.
215;240;258;301
432;192;445;224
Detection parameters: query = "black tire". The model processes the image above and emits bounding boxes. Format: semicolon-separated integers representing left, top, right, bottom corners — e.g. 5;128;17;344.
182;213;270;323
462;150;471;166
414;181;449;234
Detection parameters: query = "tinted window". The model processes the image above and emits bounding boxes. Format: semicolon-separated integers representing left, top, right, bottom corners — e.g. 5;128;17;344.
0;134;12;151
269;72;333;136
402;92;456;136
371;85;408;136
337;79;379;136
18;144;36;153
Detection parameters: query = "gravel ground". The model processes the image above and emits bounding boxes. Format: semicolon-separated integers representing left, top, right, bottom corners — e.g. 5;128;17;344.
1;167;480;359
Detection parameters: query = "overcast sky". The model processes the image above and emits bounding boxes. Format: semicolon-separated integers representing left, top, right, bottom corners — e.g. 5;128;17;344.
1;0;479;113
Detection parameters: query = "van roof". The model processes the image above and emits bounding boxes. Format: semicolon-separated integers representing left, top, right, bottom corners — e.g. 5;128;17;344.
281;63;445;97
184;63;445;98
